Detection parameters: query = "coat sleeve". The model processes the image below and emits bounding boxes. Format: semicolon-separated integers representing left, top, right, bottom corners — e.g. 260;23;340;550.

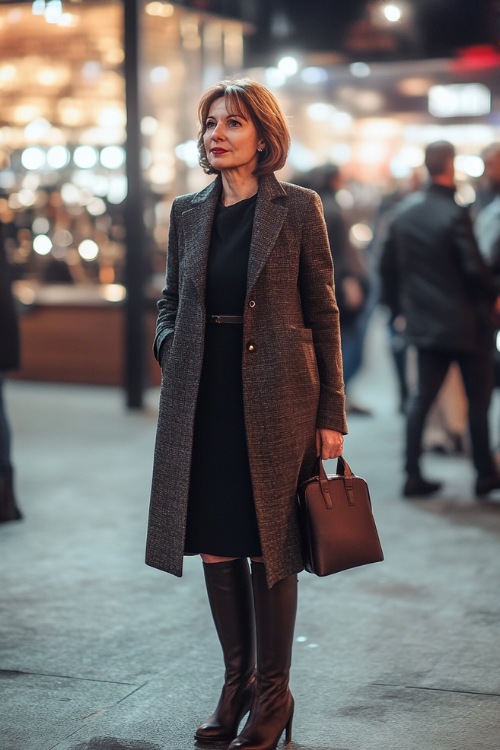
153;200;180;361
298;191;348;434
378;224;401;318
455;206;496;302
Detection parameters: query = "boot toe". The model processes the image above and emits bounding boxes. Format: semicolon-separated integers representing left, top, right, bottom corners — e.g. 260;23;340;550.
475;473;500;497
403;476;442;498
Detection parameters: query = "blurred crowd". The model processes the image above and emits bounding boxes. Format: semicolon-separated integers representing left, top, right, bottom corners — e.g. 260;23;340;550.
2;139;500;520
295;140;500;499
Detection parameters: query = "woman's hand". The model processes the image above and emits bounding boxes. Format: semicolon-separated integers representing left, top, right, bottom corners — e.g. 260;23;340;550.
315;428;344;460
341;276;364;311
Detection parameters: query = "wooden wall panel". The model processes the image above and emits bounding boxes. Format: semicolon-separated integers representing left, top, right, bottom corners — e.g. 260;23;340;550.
11;306;160;387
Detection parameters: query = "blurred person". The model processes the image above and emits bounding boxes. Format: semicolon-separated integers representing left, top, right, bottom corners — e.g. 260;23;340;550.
370;174;424;413
380;140;500;499
475;143;500;281
374;174;469;444
42;257;74;284
475;143;500;422
146;79;347;749
474;142;500;215
0;225;22;523
297;164;372;415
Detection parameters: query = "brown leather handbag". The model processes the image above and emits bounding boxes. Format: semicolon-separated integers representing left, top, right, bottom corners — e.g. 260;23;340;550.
297;456;384;576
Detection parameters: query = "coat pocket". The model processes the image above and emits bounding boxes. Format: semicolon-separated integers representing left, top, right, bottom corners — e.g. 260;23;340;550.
287;326;314;344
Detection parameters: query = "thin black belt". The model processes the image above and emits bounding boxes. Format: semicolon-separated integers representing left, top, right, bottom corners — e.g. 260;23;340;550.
208;315;244;324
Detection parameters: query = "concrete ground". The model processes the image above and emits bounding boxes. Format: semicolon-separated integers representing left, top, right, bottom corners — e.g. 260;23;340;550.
1;313;500;750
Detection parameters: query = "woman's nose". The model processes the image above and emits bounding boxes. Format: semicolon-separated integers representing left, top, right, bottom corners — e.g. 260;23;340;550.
211;122;224;139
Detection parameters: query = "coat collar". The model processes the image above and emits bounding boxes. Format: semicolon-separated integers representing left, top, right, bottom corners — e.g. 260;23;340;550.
247;174;288;296
189;172;288;204
428;182;456;199
180;173;289;300
179;177;221;299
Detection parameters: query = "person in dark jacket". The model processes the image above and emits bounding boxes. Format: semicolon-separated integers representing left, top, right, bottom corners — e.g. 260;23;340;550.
380;140;500;498
0;225;22;522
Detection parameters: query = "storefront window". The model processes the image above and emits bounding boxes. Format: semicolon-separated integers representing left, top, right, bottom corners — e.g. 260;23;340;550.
0;2;125;293
0;1;246;388
0;1;246;296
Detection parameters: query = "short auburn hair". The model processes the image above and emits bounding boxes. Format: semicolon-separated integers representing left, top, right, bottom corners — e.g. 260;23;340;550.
197;78;291;176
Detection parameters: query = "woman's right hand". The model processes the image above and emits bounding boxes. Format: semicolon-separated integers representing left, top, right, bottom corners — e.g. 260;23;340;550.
316;428;344;459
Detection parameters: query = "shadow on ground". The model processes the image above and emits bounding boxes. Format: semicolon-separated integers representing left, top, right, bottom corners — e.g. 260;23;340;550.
71;738;164;750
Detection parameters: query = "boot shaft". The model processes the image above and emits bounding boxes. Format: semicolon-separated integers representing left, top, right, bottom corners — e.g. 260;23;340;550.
250;562;297;680
227;563;297;750
203;558;255;677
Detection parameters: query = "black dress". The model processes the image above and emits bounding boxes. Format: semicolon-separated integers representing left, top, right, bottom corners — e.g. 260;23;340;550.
184;194;262;557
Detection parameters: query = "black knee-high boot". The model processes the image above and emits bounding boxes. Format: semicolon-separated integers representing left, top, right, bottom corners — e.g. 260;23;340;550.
228;561;297;750
0;466;22;524
195;559;256;743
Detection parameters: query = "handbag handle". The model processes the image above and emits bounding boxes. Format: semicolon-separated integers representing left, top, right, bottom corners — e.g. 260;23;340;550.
318;455;356;508
335;455;354;477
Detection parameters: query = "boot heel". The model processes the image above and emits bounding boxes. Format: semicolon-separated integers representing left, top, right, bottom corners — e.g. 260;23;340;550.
285;710;293;743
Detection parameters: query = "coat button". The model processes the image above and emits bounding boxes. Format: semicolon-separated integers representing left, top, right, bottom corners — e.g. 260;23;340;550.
247;342;256;352
248;300;256;308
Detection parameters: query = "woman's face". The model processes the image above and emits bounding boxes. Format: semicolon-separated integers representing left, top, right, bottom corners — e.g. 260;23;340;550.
203;96;264;177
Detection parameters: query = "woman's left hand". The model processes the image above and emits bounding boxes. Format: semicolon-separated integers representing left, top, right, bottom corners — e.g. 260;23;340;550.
315;428;344;459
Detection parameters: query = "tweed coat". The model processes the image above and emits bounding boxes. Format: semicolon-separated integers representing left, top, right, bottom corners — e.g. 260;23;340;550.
146;172;348;587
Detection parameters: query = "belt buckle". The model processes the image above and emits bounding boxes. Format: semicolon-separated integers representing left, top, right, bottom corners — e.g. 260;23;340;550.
212;315;221;324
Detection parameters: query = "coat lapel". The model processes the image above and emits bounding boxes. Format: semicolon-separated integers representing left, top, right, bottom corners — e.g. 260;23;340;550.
246;174;288;295
178;173;288;300
180;177;221;299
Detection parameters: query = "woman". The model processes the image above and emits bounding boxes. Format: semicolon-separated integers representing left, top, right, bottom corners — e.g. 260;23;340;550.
146;79;347;750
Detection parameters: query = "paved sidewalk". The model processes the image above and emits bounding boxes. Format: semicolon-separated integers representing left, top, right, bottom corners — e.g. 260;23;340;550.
1;318;499;750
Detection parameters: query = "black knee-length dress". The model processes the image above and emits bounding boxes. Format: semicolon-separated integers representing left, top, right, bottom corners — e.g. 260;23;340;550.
184;194;262;557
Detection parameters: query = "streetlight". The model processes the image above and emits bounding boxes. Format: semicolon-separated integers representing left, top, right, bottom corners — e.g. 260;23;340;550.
383;4;402;23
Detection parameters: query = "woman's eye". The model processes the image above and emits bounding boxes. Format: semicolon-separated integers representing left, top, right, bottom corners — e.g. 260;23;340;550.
205;121;216;129
228;119;241;127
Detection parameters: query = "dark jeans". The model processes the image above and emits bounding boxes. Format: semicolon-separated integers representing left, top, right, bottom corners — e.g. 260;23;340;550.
0;375;12;475
405;348;495;478
341;285;377;387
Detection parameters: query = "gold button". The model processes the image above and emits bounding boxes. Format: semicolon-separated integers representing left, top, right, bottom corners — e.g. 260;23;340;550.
247;343;256;352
